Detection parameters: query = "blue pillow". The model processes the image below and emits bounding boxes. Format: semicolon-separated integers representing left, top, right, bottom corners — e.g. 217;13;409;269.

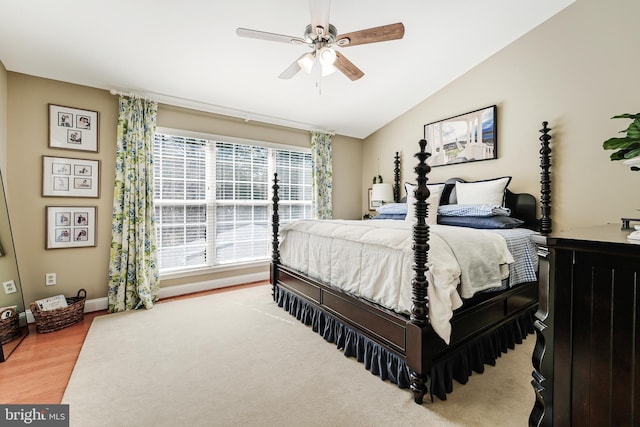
437;204;511;217
372;213;406;220
437;215;524;229
376;203;407;215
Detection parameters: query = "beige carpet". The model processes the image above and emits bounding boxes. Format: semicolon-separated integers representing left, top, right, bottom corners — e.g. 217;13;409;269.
62;285;535;427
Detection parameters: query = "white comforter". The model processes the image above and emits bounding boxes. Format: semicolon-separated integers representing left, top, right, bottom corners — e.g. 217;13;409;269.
279;219;514;344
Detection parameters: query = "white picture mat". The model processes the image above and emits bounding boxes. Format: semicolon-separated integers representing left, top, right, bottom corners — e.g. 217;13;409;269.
46;206;97;249
43;156;100;197
49;104;99;152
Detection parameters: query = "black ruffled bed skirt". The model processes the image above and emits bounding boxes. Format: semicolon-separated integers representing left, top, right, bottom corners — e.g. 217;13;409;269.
274;284;534;401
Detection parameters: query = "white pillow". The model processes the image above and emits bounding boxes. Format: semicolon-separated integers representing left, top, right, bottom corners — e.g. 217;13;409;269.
455;177;511;206
404;182;445;225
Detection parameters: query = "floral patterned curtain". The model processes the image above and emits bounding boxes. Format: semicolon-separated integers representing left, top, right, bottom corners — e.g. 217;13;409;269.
108;96;159;313
311;131;333;219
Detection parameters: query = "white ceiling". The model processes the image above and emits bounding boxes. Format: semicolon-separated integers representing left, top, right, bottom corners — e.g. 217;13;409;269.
0;0;574;139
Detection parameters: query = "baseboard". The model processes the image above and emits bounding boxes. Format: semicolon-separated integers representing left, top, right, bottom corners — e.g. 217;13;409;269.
157;271;268;300
25;271;269;322
84;296;108;313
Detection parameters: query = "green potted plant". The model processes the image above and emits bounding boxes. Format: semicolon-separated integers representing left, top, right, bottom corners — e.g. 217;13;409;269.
603;113;640;171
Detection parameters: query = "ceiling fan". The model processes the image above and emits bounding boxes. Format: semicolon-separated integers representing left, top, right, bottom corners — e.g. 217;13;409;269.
236;0;405;81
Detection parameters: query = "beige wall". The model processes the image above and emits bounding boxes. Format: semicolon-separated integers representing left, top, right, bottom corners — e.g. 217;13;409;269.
157;105;363;222
364;0;640;232
6;73;362;304
7;74;118;307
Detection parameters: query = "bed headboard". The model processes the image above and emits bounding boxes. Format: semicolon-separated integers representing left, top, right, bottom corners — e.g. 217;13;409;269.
439;177;538;231
391;132;547;232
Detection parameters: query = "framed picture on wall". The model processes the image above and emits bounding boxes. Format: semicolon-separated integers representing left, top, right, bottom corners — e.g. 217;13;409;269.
423;105;497;167
368;188;382;211
48;104;99;152
42;156;100;198
46;206;97;249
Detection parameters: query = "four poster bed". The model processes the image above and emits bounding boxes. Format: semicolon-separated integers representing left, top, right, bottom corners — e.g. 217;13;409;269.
269;122;552;403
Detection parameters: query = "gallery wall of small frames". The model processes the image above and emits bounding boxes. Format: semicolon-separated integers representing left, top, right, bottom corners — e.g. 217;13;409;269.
44;104;100;249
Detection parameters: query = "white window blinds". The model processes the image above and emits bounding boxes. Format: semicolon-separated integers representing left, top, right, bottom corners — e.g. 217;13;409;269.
275;149;313;224
153;131;312;273
154;134;209;271
214;142;269;264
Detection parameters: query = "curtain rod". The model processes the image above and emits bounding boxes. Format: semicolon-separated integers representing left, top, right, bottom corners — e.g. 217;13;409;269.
109;89;155;102
108;88;334;136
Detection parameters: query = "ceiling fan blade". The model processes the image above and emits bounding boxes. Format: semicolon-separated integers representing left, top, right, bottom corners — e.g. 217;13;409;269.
336;23;405;47
309;0;330;37
278;53;309;79
334;52;364;81
236;28;305;45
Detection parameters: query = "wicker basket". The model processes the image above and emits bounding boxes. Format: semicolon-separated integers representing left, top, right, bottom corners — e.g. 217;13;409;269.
30;289;87;333
0;310;20;344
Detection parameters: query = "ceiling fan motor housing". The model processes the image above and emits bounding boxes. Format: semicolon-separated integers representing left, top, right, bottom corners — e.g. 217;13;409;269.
304;24;339;46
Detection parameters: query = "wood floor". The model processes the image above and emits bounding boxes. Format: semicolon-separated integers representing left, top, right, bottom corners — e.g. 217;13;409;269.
0;282;265;404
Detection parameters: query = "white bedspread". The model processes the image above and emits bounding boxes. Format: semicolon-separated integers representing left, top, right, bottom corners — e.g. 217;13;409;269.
278;219;515;344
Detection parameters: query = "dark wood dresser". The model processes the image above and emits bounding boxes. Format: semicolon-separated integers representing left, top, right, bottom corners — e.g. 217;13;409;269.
530;224;640;427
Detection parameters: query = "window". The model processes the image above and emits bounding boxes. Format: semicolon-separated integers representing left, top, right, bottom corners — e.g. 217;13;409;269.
153;131;312;274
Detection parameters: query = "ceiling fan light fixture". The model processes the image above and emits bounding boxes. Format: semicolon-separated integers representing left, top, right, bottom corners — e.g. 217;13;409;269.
297;52;315;74
318;47;336;66
321;63;337;77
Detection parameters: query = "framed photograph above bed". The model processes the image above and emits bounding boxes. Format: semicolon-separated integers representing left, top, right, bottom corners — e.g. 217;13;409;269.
424;105;497;167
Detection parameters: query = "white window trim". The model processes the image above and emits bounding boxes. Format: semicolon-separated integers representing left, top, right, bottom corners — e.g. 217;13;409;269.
160;259;270;281
156;127;311;155
154;127;311;280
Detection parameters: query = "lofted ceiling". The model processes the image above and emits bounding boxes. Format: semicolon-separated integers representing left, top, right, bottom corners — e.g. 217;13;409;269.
0;0;574;139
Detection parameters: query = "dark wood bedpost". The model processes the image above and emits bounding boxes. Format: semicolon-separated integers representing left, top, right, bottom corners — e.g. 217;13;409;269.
271;173;280;299
393;151;401;203
530;122;553;427
408;139;432;404
539;122;552;234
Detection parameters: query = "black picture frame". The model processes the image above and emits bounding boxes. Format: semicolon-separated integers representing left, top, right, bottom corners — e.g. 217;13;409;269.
45;206;97;249
423;105;497;167
48;104;99;153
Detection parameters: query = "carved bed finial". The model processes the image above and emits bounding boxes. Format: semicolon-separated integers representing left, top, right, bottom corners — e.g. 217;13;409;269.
539;122;552;234
394;151;401;203
271;173;280;265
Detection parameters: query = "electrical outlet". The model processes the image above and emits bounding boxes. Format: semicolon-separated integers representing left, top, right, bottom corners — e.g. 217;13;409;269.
3;280;17;294
46;273;57;286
